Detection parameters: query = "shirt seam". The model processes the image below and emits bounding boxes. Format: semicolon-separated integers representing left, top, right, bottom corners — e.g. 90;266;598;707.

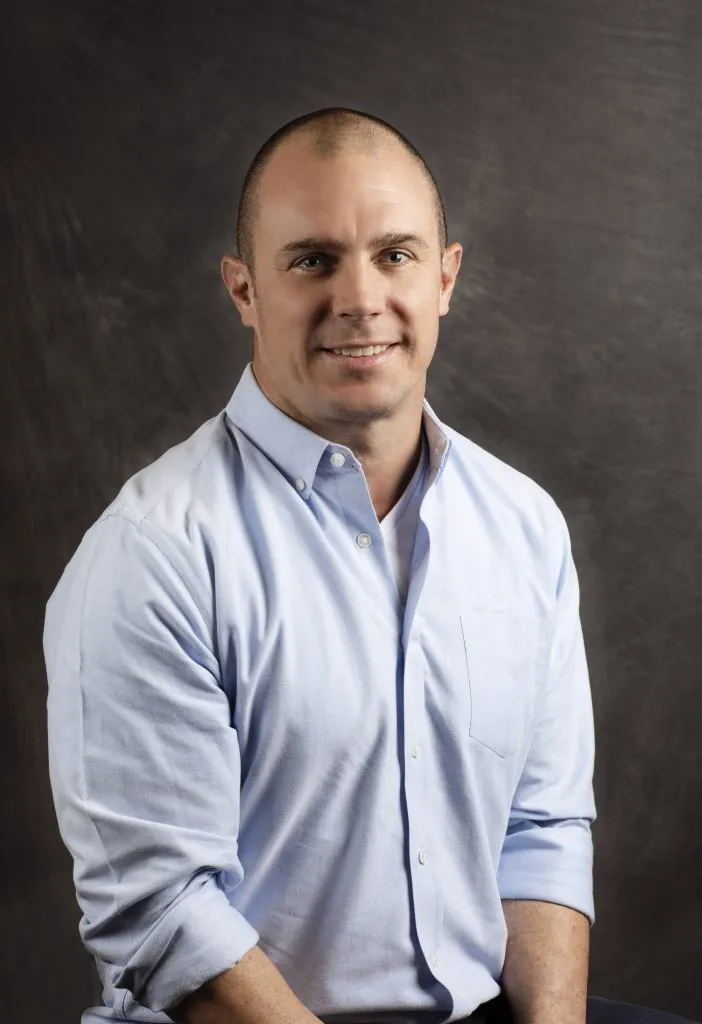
76;525;125;934
112;425;229;525
98;512;216;648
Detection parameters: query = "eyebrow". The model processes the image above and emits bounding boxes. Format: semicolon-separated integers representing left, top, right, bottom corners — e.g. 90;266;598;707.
276;232;431;257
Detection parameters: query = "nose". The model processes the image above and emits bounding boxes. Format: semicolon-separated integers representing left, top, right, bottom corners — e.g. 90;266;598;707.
329;258;386;320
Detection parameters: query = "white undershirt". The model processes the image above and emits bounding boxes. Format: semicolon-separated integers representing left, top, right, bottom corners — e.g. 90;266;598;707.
379;426;430;607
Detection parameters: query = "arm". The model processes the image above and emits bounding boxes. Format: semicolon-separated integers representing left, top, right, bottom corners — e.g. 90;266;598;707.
171;946;320;1024
497;505;596;1023
501;900;589;1024
44;513;312;1022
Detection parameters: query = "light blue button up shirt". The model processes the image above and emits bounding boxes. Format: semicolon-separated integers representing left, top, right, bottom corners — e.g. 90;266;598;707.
44;363;596;1024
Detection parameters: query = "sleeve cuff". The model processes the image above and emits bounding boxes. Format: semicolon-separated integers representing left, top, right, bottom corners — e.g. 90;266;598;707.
114;872;260;1013
497;818;595;924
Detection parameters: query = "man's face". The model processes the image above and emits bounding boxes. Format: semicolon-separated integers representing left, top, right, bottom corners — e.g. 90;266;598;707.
223;135;462;433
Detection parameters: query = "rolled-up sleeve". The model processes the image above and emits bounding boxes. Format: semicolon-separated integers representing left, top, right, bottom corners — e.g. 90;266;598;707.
44;512;259;1013
497;506;596;923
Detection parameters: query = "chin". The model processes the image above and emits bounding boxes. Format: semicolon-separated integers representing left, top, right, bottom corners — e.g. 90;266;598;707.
324;394;404;423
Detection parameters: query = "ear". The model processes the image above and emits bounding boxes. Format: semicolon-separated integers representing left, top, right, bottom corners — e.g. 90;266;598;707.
221;254;257;329
438;242;463;317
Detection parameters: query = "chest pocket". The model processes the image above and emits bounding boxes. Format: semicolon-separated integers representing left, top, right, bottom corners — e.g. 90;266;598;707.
459;610;546;758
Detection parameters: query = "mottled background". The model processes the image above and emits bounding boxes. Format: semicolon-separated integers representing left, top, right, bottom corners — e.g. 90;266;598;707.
3;1;702;1021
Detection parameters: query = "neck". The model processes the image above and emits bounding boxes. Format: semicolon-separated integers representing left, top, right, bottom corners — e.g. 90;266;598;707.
249;362;425;520
306;408;424;522
358;424;424;522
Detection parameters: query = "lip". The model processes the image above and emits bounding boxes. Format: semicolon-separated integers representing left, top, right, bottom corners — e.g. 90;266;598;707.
319;343;400;369
320;341;399;351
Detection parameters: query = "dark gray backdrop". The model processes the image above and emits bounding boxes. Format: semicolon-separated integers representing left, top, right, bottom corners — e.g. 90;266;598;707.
3;2;701;1022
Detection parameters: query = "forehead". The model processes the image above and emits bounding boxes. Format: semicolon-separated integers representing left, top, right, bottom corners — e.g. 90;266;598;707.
255;136;436;242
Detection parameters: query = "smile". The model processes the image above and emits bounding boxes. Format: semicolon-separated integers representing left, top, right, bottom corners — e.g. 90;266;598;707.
320;344;399;368
331;344;391;357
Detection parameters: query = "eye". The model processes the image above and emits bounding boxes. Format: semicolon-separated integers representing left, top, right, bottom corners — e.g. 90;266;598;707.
383;250;411;265
293;253;331;271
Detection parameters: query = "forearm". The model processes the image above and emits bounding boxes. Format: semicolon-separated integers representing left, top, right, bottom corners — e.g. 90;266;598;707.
500;899;589;1024
170;945;321;1024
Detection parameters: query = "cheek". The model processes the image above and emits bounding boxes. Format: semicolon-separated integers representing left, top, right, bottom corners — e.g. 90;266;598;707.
401;278;442;325
401;266;440;302
257;293;308;342
272;287;316;326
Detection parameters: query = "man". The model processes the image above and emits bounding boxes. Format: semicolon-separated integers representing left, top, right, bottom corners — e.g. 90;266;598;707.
44;108;693;1024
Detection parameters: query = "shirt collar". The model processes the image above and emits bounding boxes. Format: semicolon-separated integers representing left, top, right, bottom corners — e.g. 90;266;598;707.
225;362;451;497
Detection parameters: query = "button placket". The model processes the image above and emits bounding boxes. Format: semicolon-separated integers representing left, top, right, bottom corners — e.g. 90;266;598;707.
401;621;440;976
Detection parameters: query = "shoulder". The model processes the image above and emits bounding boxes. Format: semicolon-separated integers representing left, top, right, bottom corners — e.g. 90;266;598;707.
46;412;233;620
443;424;570;552
102;411;233;531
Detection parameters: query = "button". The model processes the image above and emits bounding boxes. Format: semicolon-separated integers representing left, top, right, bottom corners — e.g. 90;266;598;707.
330;452;346;468
410;744;419;759
295;478;306;491
356;533;372;548
418;848;428;865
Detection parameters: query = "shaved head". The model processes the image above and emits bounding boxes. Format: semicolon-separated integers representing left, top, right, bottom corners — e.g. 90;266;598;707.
236;108;448;275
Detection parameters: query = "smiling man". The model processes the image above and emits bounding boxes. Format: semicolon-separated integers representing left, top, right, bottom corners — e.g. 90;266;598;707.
44;108;693;1024
225;114;458;524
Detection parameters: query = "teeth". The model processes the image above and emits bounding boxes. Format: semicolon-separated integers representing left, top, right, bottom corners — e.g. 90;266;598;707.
332;345;390;357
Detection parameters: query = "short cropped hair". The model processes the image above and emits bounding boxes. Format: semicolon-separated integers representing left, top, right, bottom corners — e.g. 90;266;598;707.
235;107;448;274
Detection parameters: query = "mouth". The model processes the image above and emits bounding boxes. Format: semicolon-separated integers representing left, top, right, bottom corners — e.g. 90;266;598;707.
318;342;401;368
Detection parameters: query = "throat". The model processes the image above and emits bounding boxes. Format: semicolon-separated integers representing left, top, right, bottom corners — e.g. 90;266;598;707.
368;438;425;523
